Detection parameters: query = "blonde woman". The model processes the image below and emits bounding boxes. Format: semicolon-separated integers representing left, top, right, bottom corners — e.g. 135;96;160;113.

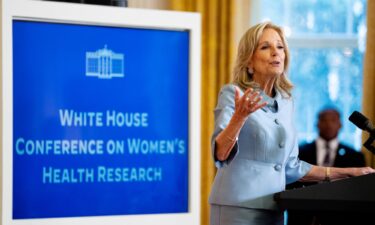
209;21;374;225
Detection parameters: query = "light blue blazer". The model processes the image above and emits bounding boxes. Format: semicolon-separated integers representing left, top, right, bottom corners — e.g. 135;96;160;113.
209;84;312;210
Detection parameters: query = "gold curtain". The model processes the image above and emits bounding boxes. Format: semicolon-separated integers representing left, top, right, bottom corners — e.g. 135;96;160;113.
168;1;248;225
362;1;375;167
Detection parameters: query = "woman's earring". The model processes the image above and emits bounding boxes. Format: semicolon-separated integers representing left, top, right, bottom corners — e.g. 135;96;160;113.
248;67;254;74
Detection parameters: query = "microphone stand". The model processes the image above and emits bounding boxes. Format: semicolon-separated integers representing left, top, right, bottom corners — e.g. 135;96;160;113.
364;130;375;154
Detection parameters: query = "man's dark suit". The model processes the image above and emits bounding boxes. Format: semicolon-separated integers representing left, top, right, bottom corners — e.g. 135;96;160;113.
287;141;365;225
298;142;365;167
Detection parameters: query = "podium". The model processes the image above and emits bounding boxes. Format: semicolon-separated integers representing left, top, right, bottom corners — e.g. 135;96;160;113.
274;173;375;225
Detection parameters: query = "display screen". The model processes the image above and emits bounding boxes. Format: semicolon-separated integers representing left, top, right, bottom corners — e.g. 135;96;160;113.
13;20;189;219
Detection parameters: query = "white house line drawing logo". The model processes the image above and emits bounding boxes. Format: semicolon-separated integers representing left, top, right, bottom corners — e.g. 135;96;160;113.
86;45;124;79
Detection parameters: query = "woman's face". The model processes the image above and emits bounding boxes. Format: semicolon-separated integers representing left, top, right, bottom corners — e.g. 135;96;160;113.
249;28;285;80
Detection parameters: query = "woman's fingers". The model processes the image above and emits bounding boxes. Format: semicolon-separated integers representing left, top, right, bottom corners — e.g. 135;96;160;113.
349;167;375;177
242;88;258;103
251;101;267;112
234;87;240;102
361;167;375;175
243;89;263;108
235;87;266;115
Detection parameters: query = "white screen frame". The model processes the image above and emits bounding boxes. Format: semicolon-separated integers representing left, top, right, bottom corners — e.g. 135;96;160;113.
1;0;201;224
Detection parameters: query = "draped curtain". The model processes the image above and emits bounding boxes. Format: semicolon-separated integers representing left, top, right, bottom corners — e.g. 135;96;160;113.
362;0;375;167
168;1;232;225
167;1;249;225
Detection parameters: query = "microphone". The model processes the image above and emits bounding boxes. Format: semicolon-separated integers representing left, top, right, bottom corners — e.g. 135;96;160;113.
349;111;374;134
349;111;375;154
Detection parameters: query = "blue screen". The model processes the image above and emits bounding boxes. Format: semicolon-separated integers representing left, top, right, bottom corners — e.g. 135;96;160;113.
13;20;189;219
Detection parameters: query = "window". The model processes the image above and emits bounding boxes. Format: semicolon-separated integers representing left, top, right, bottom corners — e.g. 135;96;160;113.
250;0;367;149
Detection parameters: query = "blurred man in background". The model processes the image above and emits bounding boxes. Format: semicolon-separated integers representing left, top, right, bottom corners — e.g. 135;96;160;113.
287;107;365;225
299;108;365;168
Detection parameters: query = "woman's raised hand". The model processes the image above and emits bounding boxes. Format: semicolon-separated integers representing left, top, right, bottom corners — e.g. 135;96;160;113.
233;87;267;119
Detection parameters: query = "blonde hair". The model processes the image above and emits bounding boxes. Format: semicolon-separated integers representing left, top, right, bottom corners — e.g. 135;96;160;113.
232;21;293;97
